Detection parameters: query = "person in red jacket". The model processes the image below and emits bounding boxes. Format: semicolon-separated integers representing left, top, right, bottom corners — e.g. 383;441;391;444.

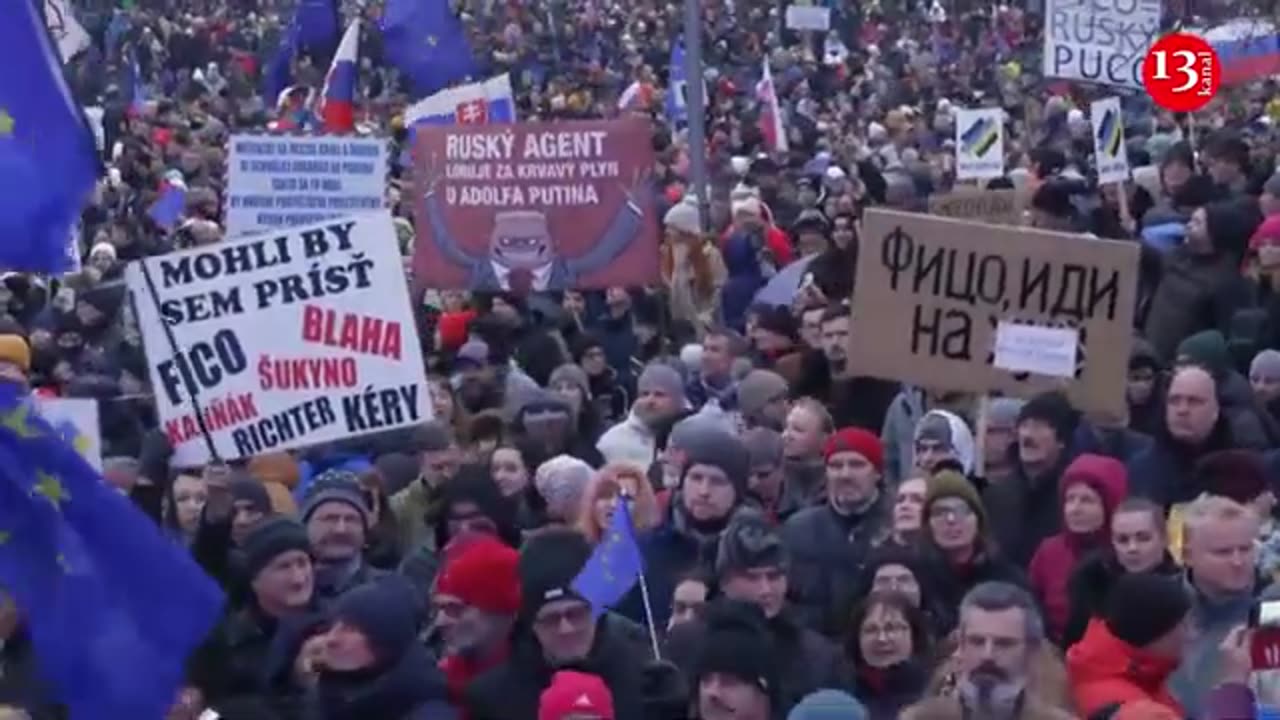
720;194;794;268
1066;572;1190;717
1028;453;1127;643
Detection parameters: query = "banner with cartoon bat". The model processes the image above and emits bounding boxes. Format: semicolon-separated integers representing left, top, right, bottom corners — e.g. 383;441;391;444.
411;118;660;291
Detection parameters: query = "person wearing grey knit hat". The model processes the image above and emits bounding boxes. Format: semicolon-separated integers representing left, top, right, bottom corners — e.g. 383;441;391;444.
549;363;592;417
737;370;789;431
682;427;751;501
744;427;785;516
982;397;1025;484
788;690;868;720
598;362;687;466
300;471;387;601
1250;349;1280;404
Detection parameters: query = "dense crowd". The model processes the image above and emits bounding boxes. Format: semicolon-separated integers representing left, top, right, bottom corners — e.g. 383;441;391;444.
9;0;1280;718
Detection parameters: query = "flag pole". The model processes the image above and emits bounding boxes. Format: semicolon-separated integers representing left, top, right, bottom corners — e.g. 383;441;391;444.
636;561;663;661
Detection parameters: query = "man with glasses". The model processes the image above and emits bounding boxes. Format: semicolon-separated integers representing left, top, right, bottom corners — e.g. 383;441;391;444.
666;512;849;712
465;529;648;720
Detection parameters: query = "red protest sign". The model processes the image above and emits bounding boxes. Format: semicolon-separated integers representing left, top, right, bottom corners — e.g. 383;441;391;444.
411;119;660;291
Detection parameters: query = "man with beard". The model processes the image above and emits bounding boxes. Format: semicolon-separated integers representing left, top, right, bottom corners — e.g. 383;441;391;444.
596;363;686;466
432;536;520;716
300;471;387;602
905;582;1073;720
454;338;538;415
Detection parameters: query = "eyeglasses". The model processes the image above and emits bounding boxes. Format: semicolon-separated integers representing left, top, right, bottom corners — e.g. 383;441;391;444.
533;603;592;631
928;503;975;521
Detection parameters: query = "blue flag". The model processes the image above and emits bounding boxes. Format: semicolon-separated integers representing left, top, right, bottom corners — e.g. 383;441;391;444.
263;24;300;107
572;498;643;615
295;0;339;52
665;40;689;126
0;0;99;275
381;0;479;99
0;381;223;718
126;47;147;115
147;183;186;231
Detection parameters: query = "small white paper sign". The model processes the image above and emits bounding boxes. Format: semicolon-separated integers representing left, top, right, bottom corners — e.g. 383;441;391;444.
993;322;1079;378
785;5;831;31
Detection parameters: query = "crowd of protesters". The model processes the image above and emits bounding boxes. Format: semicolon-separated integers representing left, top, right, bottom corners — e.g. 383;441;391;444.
7;0;1280;718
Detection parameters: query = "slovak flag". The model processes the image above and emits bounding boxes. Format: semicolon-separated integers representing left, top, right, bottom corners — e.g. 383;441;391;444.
320;20;360;133
756;57;788;153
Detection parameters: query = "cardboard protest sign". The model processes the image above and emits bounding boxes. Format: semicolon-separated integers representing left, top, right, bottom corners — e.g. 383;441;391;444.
225;135;389;238
1043;0;1159;89
928;189;1024;226
1090;97;1130;185
849;210;1139;415
411;119;660;291
126;211;431;467
954;108;1004;181
36;397;101;471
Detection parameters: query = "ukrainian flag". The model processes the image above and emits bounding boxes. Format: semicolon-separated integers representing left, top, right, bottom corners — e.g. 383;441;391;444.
961;117;999;158
1097;109;1123;158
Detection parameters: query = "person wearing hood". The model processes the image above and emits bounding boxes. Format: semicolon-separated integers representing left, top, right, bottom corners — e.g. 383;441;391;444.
1143;197;1261;364
1062;497;1180;648
1175;329;1277;447
617;427;750;629
1128;366;1251;507
1127;338;1167;437
666;512;850;711
1028;455;1128;644
1066;572;1189;717
782;428;893;633
920;472;1027;631
984;391;1079;567
465;529;648;720
596;362;686;467
910;409;976;479
304;576;456;720
843;591;930;719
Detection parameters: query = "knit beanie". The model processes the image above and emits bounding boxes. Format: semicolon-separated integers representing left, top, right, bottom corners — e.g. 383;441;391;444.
925;471;987;529
299;469;369;528
738;370;789;423
744;427;784;469
248;452;301;489
1195;449;1269;504
539;671;615;720
230;478;272;515
1176;330;1232;377
1103;572;1190;648
331;575;420;666
986;397;1026;428
823;427;885;472
787;690;869;720
0;335;30;373
914;412;953;446
435;535;521;615
241;516;310;580
638;363;687;403
696;600;779;704
715;510;789;579
1252;349;1280;382
548;364;592;400
518;528;593;620
1017;391;1079;443
681;427;750;499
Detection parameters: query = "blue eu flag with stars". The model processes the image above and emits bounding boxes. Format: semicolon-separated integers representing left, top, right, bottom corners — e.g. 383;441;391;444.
0;380;223;719
381;0;480;99
572;498;643;616
0;0;100;274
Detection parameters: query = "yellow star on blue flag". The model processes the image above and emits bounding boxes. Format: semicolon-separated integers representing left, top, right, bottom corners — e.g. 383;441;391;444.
0;109;14;138
572;498;643;616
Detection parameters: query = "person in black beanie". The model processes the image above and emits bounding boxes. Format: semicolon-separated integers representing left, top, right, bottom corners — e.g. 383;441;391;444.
1065;572;1190;717
694;599;780;720
304;576;455;720
465;528;648;720
984;391;1081;567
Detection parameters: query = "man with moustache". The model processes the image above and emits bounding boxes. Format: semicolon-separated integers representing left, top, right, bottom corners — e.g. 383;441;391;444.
905;582;1073;720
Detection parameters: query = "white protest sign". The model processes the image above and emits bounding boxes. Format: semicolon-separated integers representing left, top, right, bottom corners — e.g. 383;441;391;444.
993;321;1079;378
954;107;1004;180
1043;0;1160;89
45;0;90;62
36;397;101;471
224;135;389;238
1090;97;1130;185
83;106;105;153
126;211;432;467
785;4;831;31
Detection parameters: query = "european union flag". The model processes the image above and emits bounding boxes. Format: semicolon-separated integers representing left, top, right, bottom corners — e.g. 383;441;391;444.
263;24;299;106
0;0;99;275
147;183;186;231
0;381;223;718
665;39;689;126
381;0;479;99
572;498;643;616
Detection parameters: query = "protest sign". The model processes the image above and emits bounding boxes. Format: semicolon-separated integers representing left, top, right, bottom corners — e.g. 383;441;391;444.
1044;0;1160;89
126;211;431;467
411;118;660;290
928;188;1024;226
785;5;831;31
224;135;389;238
36;397;101;471
849;210;1139;415
954;108;1004;180
1090;97;1130;184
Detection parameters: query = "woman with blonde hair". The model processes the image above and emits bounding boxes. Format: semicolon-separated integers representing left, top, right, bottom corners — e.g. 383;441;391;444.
577;462;659;545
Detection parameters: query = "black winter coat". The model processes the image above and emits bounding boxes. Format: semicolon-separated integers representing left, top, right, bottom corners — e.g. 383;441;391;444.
1061;550;1181;649
304;644;456;720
